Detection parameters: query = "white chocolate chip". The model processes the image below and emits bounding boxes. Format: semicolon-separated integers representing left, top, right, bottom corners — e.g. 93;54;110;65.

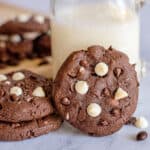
0;42;6;48
9;35;21;43
0;35;9;41
5;81;11;85
0;74;7;81
10;86;23;96
12;72;25;81
34;15;45;24
95;62;109;77
17;14;30;22
135;117;149;129
23;32;40;40
79;67;85;74
87;103;102;117
32;87;45;97
75;81;89;95
114;87;128;100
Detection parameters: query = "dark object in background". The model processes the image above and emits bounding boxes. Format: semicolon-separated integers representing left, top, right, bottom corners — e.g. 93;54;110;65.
34;34;51;57
136;131;148;141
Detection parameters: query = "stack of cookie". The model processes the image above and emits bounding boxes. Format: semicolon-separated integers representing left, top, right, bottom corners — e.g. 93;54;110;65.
53;45;139;136
0;14;51;68
0;70;62;141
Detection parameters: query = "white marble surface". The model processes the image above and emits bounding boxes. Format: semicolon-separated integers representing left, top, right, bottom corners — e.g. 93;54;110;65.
0;2;150;150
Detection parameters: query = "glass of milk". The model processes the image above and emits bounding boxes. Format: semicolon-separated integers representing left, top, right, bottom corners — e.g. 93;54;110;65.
50;0;142;78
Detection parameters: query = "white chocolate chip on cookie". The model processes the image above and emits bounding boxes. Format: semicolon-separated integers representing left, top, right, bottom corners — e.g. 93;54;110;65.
12;72;25;81
32;87;45;97
0;74;7;81
114;87;128;100
10;35;21;43
34;15;45;24
87;103;102;117
95;62;109;77
10;86;23;96
75;81;89;95
23;32;40;40
17;14;30;22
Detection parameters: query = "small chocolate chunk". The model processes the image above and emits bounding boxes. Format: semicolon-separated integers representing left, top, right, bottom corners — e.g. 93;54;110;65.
111;108;120;117
125;117;136;125
136;131;148;141
10;94;20;102
101;88;110;97
114;68;123;78
98;120;109;126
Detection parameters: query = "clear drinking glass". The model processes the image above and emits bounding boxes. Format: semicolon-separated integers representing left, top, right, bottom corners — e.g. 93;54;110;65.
50;0;144;78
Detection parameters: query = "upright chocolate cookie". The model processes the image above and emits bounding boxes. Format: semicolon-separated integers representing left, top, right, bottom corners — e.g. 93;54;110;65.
0;70;54;122
0;15;50;35
0;114;62;141
53;45;139;136
7;39;33;59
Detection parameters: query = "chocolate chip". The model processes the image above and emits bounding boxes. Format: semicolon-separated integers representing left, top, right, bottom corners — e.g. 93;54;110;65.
61;98;70;106
38;59;49;66
136;131;148;141
101;88;110;97
98;120;109;126
80;60;88;67
0;104;2;110
125;117;136;125
114;68;123;78
111;108;120;117
108;46;113;51
10;94;20;102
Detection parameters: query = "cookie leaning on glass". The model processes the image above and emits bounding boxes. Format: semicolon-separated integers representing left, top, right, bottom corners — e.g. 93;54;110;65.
53;45;139;136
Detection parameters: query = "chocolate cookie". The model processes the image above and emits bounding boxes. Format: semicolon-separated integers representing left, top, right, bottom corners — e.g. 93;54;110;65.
34;34;51;57
0;114;62;141
0;70;54;122
0;15;50;35
53;45;139;136
7;39;33;59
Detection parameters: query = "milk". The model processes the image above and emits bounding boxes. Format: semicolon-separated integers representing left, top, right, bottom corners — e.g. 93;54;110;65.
51;3;140;77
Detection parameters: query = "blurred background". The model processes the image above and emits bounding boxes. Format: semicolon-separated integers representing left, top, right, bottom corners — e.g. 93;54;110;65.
0;0;149;60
